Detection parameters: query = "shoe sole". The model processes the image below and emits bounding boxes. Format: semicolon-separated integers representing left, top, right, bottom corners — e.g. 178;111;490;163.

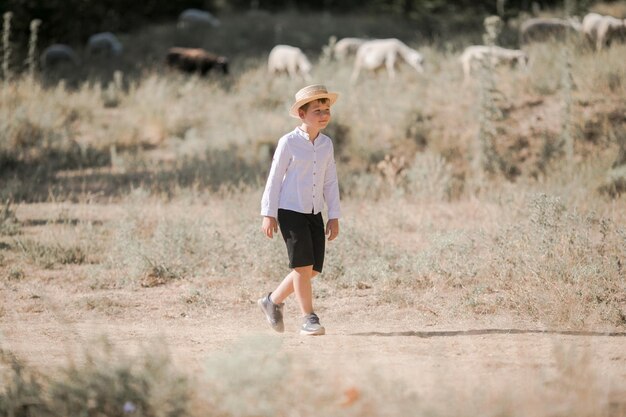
257;298;285;333
300;327;325;336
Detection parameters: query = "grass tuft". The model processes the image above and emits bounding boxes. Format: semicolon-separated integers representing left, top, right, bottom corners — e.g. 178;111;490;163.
0;200;20;236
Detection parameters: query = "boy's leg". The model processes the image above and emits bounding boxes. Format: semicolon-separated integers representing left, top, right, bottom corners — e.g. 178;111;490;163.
291;265;325;335
260;266;317;333
258;293;284;332
291;265;314;315
270;269;319;305
269;265;326;335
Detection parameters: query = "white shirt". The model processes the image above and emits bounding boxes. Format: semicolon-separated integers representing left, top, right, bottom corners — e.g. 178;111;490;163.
261;127;341;219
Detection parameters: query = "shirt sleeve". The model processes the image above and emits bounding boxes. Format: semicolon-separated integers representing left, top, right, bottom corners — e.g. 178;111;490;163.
323;142;341;219
261;136;291;218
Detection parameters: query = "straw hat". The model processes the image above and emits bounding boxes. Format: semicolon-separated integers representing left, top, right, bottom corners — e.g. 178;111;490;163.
289;84;339;118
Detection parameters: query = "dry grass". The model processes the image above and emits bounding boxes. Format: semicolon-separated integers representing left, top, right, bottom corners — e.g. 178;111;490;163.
1;37;625;200
3;187;624;326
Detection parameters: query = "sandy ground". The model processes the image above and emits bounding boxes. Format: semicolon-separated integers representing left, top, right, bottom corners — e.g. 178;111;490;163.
2;276;626;410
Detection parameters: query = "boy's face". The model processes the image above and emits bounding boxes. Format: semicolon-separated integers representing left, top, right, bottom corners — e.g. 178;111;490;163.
299;100;331;130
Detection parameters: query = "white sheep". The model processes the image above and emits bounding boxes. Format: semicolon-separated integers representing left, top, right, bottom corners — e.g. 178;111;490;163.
350;38;424;83
86;32;123;56
267;45;312;81
177;8;220;29
40;44;80;69
583;12;626;50
597;15;626;49
582;13;604;46
459;45;528;83
519;17;582;44
333;37;368;60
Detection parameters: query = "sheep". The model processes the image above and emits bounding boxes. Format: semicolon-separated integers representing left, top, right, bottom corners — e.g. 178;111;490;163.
582;12;604;47
267;45;312;81
350;38;424;83
177;8;220;29
40;44;80;69
166;47;228;76
333;37;368;60
86;32;123;56
596;15;626;49
519;17;582;44
459;45;528;83
583;13;626;50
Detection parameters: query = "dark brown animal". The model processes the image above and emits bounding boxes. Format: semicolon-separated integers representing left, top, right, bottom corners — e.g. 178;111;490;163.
166;47;229;75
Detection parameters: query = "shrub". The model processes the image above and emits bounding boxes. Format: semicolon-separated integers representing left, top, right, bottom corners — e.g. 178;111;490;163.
0;200;20;236
598;164;626;198
0;349;46;417
47;337;190;417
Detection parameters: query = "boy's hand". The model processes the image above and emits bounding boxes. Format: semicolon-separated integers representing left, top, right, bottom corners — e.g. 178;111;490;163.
326;218;339;241
262;216;278;239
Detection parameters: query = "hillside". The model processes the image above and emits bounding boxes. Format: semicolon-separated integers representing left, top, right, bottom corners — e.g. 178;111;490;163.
2;10;626;201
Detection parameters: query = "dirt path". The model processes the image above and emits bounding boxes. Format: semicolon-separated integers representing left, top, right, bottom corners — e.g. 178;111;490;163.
2;280;626;410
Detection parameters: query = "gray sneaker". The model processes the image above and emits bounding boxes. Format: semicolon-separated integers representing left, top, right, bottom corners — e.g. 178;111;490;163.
258;293;284;333
300;312;325;336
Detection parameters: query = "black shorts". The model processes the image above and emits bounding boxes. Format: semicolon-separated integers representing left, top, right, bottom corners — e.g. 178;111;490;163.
277;208;325;273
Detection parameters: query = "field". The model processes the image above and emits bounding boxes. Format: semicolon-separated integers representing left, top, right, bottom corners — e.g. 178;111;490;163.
1;6;626;417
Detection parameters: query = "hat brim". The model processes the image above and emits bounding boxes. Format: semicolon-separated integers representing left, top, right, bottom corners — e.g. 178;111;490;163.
289;92;338;118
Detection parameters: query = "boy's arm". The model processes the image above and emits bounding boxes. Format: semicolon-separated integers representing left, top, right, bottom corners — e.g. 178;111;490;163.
261;137;291;218
323;144;341;220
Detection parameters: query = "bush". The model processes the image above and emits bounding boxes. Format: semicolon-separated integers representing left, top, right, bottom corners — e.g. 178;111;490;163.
598;164;626;198
0;337;191;417
47;337;190;417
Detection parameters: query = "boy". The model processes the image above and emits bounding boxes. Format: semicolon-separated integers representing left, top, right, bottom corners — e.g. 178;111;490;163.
259;84;341;336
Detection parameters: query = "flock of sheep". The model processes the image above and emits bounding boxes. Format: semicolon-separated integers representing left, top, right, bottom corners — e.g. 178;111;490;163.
39;8;626;84
269;12;625;84
39;8;222;70
268;38;425;83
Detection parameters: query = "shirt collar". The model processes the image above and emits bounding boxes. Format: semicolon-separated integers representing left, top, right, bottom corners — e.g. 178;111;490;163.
295;126;323;142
